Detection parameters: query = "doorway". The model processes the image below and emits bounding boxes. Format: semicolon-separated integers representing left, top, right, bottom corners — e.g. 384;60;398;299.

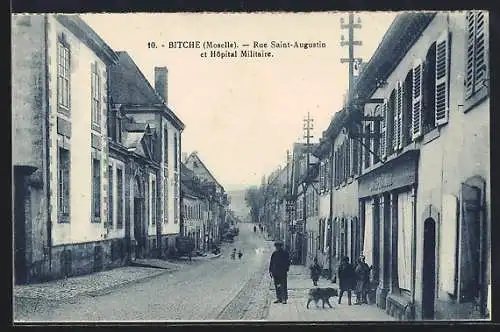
133;176;145;259
422;217;436;319
14;169;27;285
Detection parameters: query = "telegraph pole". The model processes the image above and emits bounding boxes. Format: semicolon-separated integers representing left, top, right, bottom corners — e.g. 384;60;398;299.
340;12;363;95
302;112;314;265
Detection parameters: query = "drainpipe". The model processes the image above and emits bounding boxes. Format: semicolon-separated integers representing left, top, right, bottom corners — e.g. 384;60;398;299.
44;14;53;272
411;185;417;319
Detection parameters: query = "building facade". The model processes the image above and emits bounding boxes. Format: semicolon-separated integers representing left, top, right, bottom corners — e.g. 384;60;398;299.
108;51;185;260
323;11;490;320
184;152;228;249
13;14;119;283
12;14;186;284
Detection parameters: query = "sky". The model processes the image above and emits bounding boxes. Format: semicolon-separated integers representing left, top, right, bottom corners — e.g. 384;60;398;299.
82;12;397;191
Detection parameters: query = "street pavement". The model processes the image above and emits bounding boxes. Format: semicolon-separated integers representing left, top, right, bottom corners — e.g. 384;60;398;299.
266;265;396;321
14;223;274;322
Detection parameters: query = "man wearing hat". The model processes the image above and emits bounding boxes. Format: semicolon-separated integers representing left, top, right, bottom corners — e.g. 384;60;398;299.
269;240;290;304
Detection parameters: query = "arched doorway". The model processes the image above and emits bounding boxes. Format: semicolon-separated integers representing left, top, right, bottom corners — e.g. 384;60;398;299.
133;175;145;258
422;217;436;319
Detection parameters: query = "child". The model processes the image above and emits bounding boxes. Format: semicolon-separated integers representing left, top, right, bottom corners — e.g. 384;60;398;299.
238;250;243;259
309;257;322;286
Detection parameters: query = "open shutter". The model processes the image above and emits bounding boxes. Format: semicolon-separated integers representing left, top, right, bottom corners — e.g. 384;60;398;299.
380;100;387;159
396;81;403;150
435;30;450;126
412;59;423;140
465;11;476;99
474;11;487;93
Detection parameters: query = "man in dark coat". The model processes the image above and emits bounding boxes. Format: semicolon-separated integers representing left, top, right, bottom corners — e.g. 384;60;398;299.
269;241;290;304
337;256;355;305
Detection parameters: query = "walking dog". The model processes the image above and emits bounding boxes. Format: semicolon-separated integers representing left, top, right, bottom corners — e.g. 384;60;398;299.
306;287;338;309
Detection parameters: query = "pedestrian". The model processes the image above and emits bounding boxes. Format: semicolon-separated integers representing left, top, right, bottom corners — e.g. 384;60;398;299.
309;257;322;286
269;240;290;304
354;255;371;305
337;256;355;305
254;225;257;233
231;248;236;260
238;250;243;259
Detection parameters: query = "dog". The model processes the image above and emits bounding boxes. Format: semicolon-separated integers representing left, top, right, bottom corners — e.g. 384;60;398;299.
306;287;338;309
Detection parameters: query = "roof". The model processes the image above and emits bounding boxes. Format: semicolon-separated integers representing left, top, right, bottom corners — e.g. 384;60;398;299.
109;52;165;106
347;12;436;104
185;152;224;191
57;15;118;65
109;51;185;131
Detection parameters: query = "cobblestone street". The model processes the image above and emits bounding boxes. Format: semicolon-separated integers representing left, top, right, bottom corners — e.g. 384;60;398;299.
14;224;274;322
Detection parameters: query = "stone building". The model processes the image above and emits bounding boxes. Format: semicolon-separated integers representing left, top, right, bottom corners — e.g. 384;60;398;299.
108;51;185;260
180;162;209;252
12;14;118;283
328;11;490;320
184;152;228;249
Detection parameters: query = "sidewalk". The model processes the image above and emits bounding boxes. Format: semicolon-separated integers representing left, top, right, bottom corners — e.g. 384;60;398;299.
13;266;170;302
14;251;223;303
266;265;396;322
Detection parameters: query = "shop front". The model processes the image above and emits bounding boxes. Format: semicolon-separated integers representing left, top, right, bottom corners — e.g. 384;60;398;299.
358;149;419;320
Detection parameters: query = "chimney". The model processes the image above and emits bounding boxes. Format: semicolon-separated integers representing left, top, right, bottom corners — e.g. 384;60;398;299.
154;66;168;104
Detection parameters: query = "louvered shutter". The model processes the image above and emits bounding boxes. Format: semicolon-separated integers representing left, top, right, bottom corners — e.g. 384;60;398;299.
474;11;487;93
380;100;387;159
435;30;450;126
465;11;476;99
395;81;403;150
412;59;423;139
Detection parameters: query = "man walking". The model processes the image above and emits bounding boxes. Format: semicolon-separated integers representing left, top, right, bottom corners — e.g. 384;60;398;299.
354;255;370;305
269;240;290;304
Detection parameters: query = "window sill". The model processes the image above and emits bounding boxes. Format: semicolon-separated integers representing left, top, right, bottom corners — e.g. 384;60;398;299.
57;216;70;224
422;127;440;145
58;105;71;117
92;123;102;133
464;87;489;113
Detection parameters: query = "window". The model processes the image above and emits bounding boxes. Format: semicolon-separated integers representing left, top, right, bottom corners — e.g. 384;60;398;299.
151;179;156;225
116;168;123;228
164;128;169;167
108;165;113;227
423;43;437;134
387;91;396;154
413;31;450;138
174;174;179;223
174;133;178;171
91;62;101;128
363;124;371;169
108;110;116;140
57;38;71;110
58;147;70;223
92;158;101;222
164;177;169;223
403;71;413;145
465;11;489;106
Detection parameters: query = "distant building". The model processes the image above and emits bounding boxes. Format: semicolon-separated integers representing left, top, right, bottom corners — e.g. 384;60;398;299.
184;152;229;248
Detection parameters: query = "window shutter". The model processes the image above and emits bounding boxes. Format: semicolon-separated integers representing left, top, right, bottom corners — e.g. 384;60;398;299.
395;81;403;150
465;11;476;99
435;30;450;126
474;11;487;94
380;100;387;159
412;59;423;139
